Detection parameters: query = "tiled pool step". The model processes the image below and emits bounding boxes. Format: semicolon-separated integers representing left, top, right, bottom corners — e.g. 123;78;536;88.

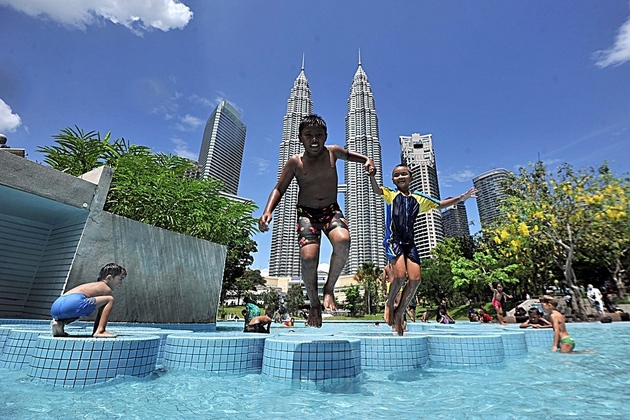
427;333;505;366
524;328;555;347
27;335;160;387
0;320;558;388
262;335;362;389
162;333;266;373
0;329;50;370
337;331;430;370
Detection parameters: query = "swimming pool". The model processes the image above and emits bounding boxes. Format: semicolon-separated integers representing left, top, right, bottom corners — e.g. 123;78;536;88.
1;321;629;419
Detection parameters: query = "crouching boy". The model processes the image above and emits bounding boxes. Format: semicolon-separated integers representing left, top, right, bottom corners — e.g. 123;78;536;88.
50;263;126;338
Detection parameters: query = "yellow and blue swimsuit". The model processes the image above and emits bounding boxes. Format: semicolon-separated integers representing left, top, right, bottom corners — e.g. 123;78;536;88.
380;186;440;264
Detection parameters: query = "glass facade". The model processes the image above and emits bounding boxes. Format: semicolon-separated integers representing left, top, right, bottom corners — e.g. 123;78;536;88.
198;101;246;195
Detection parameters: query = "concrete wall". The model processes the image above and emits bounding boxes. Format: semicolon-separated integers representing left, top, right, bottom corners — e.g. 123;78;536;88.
0;151;226;323
67;211;226;323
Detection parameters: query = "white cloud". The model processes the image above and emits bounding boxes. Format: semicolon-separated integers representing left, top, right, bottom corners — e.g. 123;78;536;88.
175;114;204;132
252;157;270;175
189;94;213;107
0;0;193;34
0;98;22;132
171;137;197;160
180;114;204;128
449;169;476;183
439;169;476;188
594;12;630;67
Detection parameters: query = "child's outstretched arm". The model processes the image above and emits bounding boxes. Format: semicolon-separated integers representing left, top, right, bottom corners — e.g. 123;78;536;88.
330;145;375;174
369;172;382;195
258;157;297;232
437;187;478;209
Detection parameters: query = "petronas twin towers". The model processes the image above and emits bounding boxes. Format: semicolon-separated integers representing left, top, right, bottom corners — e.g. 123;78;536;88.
268;57;387;277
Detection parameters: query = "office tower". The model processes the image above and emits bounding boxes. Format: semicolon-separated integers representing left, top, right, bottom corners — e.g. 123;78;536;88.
399;133;444;260
198;100;246;195
441;201;471;238
344;56;386;274
268;61;313;277
473;168;510;228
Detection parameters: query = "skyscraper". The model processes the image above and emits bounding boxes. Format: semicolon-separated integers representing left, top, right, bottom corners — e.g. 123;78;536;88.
441;201;471;238
473;168;510;228
198;100;246;195
268;61;314;277
399;133;444;260
344;56;386;274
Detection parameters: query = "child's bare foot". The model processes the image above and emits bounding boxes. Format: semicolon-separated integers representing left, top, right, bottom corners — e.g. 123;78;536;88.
93;331;117;338
306;305;323;328
323;292;338;311
51;320;68;337
393;308;405;336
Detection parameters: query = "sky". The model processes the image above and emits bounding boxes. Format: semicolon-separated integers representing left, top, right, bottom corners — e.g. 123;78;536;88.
1;1;630;272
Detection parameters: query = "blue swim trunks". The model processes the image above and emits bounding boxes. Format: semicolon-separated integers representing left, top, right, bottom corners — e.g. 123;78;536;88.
51;293;97;321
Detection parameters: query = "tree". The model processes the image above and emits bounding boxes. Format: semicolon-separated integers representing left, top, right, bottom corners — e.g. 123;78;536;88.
36;126;125;175
220;234;258;304
37;127;260;304
498;161;629;319
343;285;362;317
226;269;266;305
450;246;520;297
578;166;630;297
258;289;281;315
418;238;466;306
285;283;306;316
354;262;381;315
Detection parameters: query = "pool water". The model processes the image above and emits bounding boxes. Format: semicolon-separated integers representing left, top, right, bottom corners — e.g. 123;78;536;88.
1;321;629;419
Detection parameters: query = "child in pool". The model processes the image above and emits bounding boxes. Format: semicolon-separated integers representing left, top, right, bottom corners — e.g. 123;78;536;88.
369;163;476;335
519;307;552;329
540;295;575;353
489;282;512;326
50;263;126;338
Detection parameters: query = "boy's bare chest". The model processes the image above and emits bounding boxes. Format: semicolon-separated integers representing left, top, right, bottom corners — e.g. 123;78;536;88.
295;154;337;186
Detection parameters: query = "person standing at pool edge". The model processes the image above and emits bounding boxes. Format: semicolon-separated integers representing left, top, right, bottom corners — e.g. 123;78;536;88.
489;282;512;326
258;114;375;328
50;262;126;338
369;163;476;335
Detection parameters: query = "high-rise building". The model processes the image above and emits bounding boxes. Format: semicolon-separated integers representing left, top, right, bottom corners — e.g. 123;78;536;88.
399;133;444;260
268;61;314;277
198;100;246;195
473;168;510;228
441;201;471;238
344;56;386;274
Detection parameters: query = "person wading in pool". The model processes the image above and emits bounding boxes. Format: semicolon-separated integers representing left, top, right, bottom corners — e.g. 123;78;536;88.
258;114;375;328
540;295;575;353
369;163;476;335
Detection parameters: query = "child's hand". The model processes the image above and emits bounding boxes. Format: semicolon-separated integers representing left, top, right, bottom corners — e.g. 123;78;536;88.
460;188;478;201
258;214;272;232
364;158;375;175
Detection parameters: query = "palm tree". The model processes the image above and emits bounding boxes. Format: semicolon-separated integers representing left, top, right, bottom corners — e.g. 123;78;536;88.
36;126;125;175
